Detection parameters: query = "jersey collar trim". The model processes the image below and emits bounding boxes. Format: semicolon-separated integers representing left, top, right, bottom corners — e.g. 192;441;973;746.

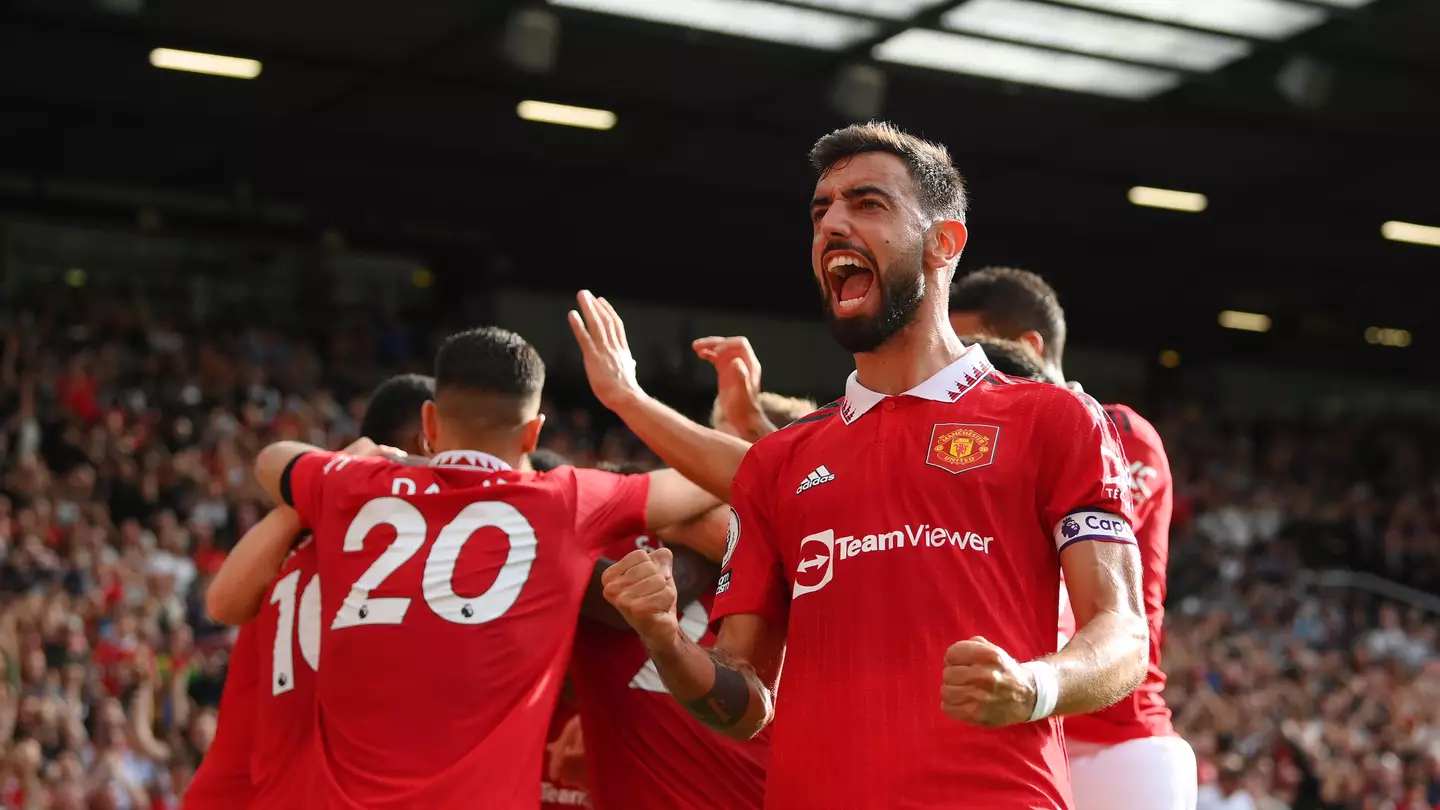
840;345;994;425
429;450;513;471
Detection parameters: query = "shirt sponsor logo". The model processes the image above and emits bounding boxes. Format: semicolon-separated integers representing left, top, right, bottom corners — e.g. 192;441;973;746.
1054;509;1136;552
721;508;740;569
716;570;732;595
793;523;994;598
925;423;1000;475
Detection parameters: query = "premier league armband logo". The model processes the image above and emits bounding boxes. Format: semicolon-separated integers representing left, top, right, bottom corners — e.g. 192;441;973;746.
1060;517;1080;540
721;507;741;569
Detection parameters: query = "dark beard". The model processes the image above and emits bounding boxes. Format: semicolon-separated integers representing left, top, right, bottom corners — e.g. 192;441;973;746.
821;254;926;354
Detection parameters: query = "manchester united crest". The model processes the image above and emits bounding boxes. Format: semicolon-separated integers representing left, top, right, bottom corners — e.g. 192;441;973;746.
926;423;1000;475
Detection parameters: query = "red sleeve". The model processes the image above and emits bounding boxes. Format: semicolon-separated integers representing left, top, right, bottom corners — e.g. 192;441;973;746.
711;448;789;628
186;627;258;808
1109;409;1172;533
571;467;649;551
1035;389;1138;554
280;450;392;529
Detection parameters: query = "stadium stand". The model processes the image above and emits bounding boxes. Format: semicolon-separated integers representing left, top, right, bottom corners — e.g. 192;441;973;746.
2;300;1439;809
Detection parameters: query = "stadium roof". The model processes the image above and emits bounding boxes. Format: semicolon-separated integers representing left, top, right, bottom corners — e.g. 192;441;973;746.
0;0;1436;370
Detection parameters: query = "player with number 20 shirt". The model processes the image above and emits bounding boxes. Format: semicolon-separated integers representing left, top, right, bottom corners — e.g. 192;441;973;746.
281;448;644;809
252;327;720;810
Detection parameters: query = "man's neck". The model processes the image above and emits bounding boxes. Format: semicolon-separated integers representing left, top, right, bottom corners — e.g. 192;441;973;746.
433;435;526;471
852;313;966;396
1046;361;1067;387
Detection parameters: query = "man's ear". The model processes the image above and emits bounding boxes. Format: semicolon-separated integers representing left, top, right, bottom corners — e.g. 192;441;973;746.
1019;330;1045;360
925;219;969;271
518;414;546;455
421;401;440;453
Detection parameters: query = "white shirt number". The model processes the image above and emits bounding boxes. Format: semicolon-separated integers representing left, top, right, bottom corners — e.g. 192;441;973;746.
269;570;321;696
330;497;537;630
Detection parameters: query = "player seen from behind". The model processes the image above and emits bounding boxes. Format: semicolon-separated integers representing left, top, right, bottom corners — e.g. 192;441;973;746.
227;326;720;810
189;373;436;810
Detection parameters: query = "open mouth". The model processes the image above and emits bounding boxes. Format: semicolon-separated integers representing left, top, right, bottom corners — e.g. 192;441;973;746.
825;252;875;313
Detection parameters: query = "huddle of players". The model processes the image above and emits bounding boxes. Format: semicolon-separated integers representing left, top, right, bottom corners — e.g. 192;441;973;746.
181;121;1193;810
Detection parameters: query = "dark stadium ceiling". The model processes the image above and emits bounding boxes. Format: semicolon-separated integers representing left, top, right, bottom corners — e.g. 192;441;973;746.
0;0;1437;359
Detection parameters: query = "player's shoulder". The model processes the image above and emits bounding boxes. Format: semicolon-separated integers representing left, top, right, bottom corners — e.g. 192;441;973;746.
525;463;630;503
1101;402;1170;462
739;398;845;475
976;371;1096;413
303;450;413;491
1100;401;1154;435
760;398;846;444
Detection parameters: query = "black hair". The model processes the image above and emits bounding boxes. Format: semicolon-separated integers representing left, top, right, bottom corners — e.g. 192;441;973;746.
434;327;545;399
809;121;968;223
596;460;649;475
950;267;1067;368
359;374;434;447
529;448;570;473
960;335;1045;381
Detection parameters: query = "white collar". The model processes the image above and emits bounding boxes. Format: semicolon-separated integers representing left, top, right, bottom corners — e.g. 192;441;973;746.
429;450;513;471
840;345;994;425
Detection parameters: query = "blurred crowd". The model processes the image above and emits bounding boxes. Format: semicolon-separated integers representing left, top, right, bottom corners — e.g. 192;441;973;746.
1160;412;1440;810
2;296;1439;810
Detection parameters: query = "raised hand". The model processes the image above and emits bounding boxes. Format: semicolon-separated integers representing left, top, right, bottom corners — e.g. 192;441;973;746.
568;290;642;411
692;335;771;441
601;548;679;649
940;636;1039;727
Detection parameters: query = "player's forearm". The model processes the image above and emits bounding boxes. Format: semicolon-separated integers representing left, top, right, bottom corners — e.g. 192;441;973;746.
609;392;749;501
254;440;322;505
733;409;779;443
206;507;302;625
1043;608;1148;716
645;631;773;740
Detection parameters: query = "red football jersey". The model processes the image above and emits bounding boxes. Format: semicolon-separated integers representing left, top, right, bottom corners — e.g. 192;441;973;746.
1062;403;1175;744
541;702;592;810
713;346;1137;810
250;539;321;807
282;449;648;810
570;533;768;810
184;627;257;810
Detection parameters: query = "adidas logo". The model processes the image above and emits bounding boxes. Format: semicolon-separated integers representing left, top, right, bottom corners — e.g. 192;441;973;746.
796;465;836;495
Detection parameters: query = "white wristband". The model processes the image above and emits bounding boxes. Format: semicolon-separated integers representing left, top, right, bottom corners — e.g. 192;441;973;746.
1021;660;1059;722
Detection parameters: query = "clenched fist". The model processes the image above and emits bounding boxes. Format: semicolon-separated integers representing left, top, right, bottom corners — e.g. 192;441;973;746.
601;548;679;649
940;636;1039;727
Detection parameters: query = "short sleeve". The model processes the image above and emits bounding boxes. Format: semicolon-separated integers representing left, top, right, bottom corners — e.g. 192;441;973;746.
571;467;649;551
1035;390;1138;554
280;450;390;529
1109;409;1171;532
186;626;258;808
711;451;789;629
